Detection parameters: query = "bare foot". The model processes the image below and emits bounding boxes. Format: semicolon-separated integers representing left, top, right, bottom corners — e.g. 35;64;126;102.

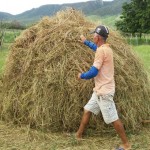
76;132;82;140
64;132;84;141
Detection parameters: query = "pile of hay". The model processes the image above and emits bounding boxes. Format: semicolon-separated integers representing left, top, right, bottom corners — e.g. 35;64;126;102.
0;9;150;132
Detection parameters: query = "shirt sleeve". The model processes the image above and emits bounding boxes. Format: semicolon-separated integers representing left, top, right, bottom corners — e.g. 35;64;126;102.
80;66;99;80
93;48;104;70
84;40;97;51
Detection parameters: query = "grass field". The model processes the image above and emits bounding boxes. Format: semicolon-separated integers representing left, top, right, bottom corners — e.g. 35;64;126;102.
0;39;149;149
0;30;21;73
0;43;10;73
132;45;150;74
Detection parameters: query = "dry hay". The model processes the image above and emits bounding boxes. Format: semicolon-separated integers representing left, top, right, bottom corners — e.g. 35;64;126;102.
0;9;150;132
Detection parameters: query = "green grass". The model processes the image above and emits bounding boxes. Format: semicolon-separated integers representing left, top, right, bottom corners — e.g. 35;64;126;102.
0;43;9;73
133;45;150;73
126;37;150;46
0;29;21;73
4;30;21;43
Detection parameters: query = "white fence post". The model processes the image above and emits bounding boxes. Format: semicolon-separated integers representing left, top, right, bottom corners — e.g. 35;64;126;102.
135;34;138;46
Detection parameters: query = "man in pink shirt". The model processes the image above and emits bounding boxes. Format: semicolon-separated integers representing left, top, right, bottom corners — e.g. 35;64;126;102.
77;25;131;150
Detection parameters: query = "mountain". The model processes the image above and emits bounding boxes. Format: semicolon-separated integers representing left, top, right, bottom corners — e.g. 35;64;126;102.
0;12;14;20
13;0;105;24
91;0;131;16
0;0;130;25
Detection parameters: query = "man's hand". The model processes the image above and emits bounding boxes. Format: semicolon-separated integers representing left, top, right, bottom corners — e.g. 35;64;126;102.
79;35;86;43
78;73;82;79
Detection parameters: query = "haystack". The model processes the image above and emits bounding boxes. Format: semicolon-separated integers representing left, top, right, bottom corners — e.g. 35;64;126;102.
0;9;150;132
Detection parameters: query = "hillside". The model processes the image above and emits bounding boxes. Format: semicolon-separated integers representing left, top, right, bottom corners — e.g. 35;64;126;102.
91;0;131;16
0;12;14;20
0;0;130;25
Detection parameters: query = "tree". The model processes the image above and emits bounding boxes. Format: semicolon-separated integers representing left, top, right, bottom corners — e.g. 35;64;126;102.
9;20;25;30
0;20;26;30
0;21;5;49
115;0;150;37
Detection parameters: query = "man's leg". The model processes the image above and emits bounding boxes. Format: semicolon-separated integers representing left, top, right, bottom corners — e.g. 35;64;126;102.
76;92;99;139
97;94;131;149
76;109;91;139
112;119;131;149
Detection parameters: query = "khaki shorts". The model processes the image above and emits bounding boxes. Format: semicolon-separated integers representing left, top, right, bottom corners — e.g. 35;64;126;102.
84;92;119;124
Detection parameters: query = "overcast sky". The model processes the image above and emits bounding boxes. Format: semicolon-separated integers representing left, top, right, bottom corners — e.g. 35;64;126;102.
0;0;113;15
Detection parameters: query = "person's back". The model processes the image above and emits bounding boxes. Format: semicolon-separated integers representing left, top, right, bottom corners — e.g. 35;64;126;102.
93;44;115;95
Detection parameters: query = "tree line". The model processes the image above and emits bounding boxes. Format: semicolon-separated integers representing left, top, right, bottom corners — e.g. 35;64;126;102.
115;0;150;37
0;20;26;30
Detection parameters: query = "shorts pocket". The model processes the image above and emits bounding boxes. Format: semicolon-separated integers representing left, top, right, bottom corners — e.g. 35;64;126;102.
102;94;113;102
100;100;118;124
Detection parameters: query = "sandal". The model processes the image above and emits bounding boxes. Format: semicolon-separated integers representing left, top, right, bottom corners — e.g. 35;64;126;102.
115;148;125;150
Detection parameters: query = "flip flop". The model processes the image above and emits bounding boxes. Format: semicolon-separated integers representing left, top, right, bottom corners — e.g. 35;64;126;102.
114;146;131;150
115;148;125;150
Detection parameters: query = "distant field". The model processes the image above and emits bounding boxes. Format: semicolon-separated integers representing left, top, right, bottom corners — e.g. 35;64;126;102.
133;45;150;74
0;30;21;73
0;44;9;73
3;30;21;43
87;15;119;28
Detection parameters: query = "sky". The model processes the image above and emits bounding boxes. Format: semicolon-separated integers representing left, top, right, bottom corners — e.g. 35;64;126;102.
0;0;113;15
